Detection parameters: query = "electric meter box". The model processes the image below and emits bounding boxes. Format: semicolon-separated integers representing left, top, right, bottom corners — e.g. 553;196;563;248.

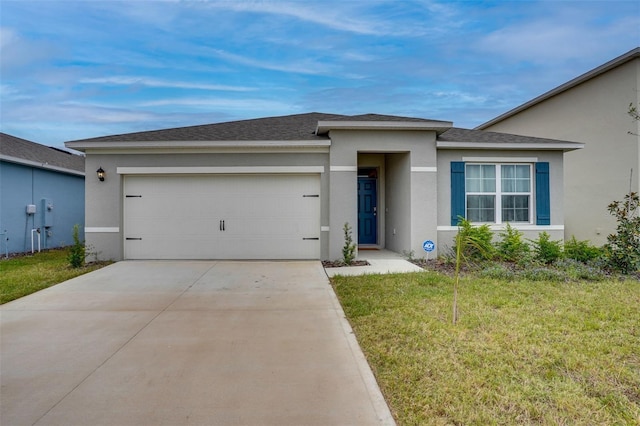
26;204;36;214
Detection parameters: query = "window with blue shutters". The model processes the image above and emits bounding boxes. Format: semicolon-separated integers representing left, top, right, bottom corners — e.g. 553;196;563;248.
451;161;549;225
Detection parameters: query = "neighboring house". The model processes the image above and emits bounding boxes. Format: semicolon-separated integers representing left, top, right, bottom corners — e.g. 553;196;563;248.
65;113;582;261
478;47;640;245
0;133;85;255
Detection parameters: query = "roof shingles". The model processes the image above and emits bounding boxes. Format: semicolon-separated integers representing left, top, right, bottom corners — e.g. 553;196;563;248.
1;133;85;173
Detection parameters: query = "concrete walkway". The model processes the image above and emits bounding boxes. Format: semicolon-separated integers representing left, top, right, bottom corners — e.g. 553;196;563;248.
324;249;424;277
1;261;395;426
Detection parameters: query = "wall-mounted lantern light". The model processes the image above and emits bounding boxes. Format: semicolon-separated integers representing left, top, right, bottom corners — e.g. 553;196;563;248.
96;167;106;182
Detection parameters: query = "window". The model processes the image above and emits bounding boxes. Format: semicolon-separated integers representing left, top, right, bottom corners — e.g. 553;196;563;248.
465;164;531;223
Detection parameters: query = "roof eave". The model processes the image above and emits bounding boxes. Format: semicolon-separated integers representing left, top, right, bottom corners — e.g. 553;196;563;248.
316;120;453;135
0;154;85;176
436;141;585;152
65;139;331;152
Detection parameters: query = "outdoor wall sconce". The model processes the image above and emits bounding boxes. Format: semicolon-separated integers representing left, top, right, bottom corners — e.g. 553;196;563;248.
96;167;105;181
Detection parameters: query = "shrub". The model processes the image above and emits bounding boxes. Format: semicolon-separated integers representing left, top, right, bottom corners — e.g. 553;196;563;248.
478;263;515;280
496;223;530;262
604;192;640;274
455;218;495;262
530;232;563;264
67;224;85;268
553;258;606;281
342;222;356;265
564;236;603;263
519;266;566;282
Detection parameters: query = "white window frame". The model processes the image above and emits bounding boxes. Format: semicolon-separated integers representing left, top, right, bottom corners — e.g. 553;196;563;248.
465;163;533;225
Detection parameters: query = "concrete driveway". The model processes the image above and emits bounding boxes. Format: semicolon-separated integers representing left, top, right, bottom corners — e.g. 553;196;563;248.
1;261;395;426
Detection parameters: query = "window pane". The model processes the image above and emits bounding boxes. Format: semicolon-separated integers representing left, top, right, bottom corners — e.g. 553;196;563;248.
466;164;481;179
482;165;496;192
502;165;530;193
466;165;496;193
502;165;515;179
467;195;495;222
502;195;529;222
516;165;530;178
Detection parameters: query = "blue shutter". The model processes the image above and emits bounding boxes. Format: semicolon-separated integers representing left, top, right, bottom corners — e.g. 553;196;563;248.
451;162;465;225
535;162;550;225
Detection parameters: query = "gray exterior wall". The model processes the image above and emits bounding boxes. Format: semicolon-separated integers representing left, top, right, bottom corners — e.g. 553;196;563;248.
482;57;640;245
436;149;565;253
328;130;438;259
84;151;329;261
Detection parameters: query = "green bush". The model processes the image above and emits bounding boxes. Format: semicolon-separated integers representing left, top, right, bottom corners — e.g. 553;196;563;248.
564;236;603;263
478;263;515;280
67;224;85;268
495;223;530;262
604;192;640;274
553;259;606;281
455;218;495;262
530;232;563;265
342;222;356;265
519;266;566;282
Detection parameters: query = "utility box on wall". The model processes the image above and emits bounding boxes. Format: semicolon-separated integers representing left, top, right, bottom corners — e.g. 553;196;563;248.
42;198;54;228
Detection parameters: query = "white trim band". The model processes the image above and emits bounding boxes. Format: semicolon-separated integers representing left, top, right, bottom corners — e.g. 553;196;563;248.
330;166;358;172
0;154;85;177
411;167;437;172
85;227;120;233
462;157;538;163
117;166;325;174
437;224;564;232
321;226;330;232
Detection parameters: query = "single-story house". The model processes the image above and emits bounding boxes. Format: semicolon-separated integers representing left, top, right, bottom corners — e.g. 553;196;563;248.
0;132;85;255
477;47;640;245
65;113;582;261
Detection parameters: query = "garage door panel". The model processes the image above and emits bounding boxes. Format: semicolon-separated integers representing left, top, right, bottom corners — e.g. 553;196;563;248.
124;174;320;260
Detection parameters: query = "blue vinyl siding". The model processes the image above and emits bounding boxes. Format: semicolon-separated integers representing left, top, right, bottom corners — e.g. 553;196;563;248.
0;161;84;254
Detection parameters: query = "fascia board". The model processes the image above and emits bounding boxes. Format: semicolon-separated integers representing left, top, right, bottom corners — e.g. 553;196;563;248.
0;154;85;176
436;141;585;152
65;139;331;152
316;120;453;135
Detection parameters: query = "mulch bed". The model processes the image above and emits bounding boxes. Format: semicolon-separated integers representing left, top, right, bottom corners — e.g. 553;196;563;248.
321;260;370;268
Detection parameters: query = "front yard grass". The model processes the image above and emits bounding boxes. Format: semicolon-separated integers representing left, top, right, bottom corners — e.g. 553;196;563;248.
0;248;111;304
331;272;640;425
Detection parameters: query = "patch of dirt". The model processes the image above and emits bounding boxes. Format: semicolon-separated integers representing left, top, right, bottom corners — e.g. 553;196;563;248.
322;260;370;268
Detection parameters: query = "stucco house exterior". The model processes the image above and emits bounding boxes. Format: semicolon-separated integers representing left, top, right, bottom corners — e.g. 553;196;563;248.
478;47;640;245
65;113;582;261
0;133;85;255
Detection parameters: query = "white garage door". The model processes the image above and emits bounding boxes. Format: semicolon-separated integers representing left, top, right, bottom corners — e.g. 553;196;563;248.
123;174;321;260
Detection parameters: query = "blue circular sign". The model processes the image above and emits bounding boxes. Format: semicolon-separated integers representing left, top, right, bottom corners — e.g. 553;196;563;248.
422;240;435;252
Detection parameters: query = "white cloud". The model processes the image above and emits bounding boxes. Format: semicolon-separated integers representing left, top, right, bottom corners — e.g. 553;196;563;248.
138;97;293;112
475;9;639;65
208;48;334;75
79;76;255;92
0;27;59;74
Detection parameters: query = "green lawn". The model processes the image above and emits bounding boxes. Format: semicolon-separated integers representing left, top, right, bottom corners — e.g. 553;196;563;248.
331;272;640;425
0;249;111;304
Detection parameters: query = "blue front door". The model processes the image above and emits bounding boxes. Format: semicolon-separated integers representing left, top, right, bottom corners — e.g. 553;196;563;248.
358;177;377;244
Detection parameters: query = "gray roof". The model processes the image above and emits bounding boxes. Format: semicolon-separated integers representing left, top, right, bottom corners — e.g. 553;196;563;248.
439;127;582;146
67;113;345;143
66;112;452;144
0;132;85;173
477;47;640;129
64;111;581;151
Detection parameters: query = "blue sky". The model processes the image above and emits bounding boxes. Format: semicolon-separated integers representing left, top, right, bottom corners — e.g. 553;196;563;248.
1;1;639;148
